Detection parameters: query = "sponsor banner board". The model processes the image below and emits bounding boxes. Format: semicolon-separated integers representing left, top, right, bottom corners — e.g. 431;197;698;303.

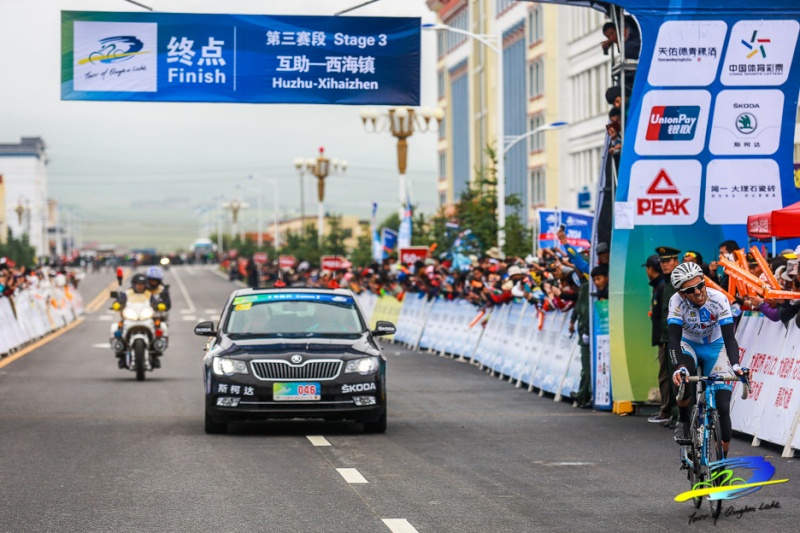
253;252;268;264
609;8;800;403
320;255;351;271
398;246;428;265
278;255;296;268
62;11;420;105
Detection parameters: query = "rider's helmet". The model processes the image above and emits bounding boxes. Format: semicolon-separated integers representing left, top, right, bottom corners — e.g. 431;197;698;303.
131;273;148;293
670;261;704;290
146;266;163;290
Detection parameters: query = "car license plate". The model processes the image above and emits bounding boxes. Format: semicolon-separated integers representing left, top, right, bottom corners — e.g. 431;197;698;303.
273;382;321;401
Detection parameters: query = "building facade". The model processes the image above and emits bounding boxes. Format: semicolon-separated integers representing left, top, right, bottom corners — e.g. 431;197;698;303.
428;1;614;232
0;137;49;256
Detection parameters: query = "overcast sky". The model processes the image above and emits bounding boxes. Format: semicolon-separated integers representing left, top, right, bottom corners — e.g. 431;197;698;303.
0;0;439;250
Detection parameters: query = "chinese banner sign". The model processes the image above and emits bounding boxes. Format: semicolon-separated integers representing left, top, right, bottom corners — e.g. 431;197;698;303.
61;11;420;105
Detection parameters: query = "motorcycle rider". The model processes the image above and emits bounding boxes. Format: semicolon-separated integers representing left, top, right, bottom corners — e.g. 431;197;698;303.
145;266;171;312
112;273;150;368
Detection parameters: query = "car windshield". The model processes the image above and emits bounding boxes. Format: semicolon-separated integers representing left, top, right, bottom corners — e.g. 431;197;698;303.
224;293;364;337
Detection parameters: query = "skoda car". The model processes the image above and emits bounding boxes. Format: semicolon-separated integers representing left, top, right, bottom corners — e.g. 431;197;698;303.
196;288;395;435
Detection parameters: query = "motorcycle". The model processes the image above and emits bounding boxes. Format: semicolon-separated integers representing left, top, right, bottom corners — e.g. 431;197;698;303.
109;291;169;381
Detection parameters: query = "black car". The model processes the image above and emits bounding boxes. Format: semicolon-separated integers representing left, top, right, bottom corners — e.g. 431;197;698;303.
195;287;395;434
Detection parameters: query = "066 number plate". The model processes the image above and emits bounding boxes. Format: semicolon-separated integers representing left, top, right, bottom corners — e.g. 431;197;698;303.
273;382;321;401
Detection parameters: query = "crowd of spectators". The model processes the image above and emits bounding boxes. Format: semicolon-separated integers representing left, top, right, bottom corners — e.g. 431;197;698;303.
0;258;82;310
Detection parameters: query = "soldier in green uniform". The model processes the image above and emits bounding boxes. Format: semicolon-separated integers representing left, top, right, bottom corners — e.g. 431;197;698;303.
656;246;681;426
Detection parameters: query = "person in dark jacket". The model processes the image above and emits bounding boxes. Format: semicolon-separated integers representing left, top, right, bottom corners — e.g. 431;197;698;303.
657;246;681;426
570;274;592;409
643;254;672;425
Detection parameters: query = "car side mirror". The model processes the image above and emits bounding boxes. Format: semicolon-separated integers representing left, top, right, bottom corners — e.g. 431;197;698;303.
371;320;396;337
194;321;217;337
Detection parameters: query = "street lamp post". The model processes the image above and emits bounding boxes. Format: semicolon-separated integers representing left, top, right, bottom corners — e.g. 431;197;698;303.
292;158;308;226
359;106;444;215
297;147;346;242
266;178;281;252
222;199;249;243
422;23;507;252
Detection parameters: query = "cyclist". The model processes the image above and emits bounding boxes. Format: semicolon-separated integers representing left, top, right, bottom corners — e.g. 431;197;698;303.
669;262;745;458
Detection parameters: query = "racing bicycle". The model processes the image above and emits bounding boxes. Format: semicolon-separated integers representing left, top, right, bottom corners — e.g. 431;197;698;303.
677;369;750;519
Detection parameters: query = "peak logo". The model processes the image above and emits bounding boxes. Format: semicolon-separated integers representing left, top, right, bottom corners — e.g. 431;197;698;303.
629;160;700;225
638;170;688;215
646;106;700;141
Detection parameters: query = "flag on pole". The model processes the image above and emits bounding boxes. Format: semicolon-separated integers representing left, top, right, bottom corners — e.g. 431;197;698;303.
398;194;412;249
371;202;383;263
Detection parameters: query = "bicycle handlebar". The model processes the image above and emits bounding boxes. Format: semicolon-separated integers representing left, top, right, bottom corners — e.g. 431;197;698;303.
676;369;750;401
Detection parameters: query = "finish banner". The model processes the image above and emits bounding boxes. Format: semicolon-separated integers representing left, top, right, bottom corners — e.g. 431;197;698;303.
61;11;420;105
608;1;800;401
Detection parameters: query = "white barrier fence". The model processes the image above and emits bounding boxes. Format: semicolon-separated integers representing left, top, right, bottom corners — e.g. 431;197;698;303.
732;311;800;457
0;284;84;356
362;293;581;402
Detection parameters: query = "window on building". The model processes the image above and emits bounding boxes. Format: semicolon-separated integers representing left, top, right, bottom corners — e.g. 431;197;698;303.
437;70;445;100
528;56;544;98
342;228;353;239
496;0;515;13
438;115;447;140
528;113;545;153
437;31;445;57
444;8;468;53
439;192;447;207
439;152;447;180
528;4;543;43
569;61;612;123
530;167;546;206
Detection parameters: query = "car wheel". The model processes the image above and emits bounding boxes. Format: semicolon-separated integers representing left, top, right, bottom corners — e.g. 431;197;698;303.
205;409;228;434
363;409;387;434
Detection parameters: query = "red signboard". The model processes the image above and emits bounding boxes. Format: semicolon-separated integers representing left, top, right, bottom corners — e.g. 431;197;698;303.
398;246;428;265
321;255;352;271
253;252;268;264
279;255;296;268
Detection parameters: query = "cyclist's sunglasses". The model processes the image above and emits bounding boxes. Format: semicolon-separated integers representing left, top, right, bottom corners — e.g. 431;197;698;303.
679;280;705;295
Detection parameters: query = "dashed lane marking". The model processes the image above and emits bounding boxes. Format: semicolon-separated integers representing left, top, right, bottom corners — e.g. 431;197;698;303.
336;468;368;484
182;316;197;321
204;309;219;315
306;436;331;447
91;343;109;349
180;310;193;314
382;519;419;533
170;266;196;313
98;315;113;321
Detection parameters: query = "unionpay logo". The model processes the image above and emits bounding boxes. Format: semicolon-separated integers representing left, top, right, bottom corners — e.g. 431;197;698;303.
634;90;710;156
629;160;701;225
646;106;700;141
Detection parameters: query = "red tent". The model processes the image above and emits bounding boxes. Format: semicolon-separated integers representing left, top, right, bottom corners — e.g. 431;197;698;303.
747;201;800;239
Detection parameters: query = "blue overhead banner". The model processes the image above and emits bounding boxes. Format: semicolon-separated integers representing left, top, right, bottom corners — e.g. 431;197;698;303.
61;11;420;105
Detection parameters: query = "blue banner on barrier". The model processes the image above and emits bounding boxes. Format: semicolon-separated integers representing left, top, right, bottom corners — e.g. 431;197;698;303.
61;11;420;105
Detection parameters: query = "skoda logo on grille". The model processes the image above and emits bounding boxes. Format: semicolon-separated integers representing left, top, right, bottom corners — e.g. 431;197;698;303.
290;355;303;364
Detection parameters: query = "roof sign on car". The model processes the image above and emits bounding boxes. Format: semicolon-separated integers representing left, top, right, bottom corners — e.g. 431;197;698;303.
232;293;354;306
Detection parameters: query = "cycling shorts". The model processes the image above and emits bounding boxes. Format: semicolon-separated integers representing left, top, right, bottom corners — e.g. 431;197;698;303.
680;337;733;392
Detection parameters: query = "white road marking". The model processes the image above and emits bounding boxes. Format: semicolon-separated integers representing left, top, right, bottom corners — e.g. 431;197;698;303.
182;316;197;321
382;519;419;533
98;315;113;321
336;468;368;484
170;267;196;312
306;436;331;447
532;461;596;466
91;343;109;349
180;309;193;314
204;309;219;315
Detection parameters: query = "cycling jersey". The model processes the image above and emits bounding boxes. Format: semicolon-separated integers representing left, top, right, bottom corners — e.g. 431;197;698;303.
666;287;733;344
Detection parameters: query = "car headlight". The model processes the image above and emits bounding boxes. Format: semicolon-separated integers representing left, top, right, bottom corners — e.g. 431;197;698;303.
212;357;249;376
345;357;380;375
122;308;138;320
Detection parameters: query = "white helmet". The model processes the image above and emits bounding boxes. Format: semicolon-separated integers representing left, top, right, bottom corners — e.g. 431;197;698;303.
146;266;164;281
670;262;704;289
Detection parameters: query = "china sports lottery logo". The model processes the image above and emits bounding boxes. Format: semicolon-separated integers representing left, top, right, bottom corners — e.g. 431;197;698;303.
675;456;788;503
646;106;700;141
741;30;770;60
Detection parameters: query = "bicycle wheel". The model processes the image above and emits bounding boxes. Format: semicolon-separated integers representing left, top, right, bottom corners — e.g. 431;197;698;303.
707;410;724;520
688;406;702;509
